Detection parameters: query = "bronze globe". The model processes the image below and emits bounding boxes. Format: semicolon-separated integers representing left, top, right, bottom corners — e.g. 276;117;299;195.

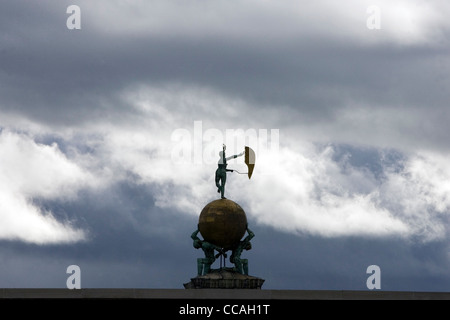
198;199;247;250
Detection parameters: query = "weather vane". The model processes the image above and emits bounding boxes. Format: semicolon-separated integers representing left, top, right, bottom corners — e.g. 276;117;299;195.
215;144;255;199
184;144;264;289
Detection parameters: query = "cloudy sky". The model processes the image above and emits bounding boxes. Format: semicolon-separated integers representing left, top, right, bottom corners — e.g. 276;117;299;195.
0;0;450;291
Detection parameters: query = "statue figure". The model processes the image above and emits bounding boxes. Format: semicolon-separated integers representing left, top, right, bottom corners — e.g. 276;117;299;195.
191;229;226;275
230;225;255;275
215;144;244;199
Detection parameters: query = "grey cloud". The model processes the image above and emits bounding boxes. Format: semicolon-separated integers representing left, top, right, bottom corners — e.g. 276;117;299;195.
1;0;450;292
2;0;450;154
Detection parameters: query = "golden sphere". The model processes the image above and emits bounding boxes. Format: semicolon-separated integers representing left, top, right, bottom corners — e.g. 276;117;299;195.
198;199;247;250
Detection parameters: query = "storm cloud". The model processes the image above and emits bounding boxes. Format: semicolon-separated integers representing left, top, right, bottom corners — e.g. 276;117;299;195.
0;0;450;290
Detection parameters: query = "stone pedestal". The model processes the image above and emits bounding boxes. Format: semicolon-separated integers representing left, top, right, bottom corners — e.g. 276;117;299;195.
184;268;265;289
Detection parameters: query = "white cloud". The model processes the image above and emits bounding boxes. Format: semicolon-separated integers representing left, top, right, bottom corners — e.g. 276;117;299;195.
381;151;450;241
2;83;449;244
379;0;448;46
77;85;449;242
235;144;410;238
240;145;450;241
0;130;93;244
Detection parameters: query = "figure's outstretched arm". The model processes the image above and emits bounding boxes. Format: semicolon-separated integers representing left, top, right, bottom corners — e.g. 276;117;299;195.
225;150;245;161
